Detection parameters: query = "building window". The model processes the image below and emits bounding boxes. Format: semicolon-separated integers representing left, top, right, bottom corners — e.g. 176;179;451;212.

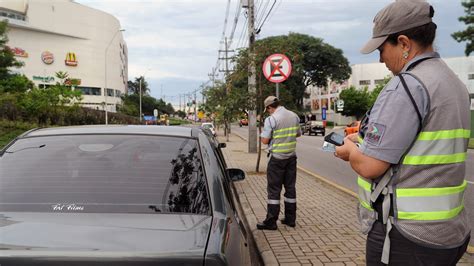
374;79;385;85
468;73;474;80
359;80;371;86
107;88;114;97
115;90;122;98
77;87;101;96
0;9;26;21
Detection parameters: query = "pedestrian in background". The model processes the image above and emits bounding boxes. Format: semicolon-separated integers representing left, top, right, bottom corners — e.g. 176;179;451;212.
334;1;470;265
257;96;302;230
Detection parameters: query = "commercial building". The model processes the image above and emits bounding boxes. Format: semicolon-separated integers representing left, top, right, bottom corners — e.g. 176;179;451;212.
1;0;127;112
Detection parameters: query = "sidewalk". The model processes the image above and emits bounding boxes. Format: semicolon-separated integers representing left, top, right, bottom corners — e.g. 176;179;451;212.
218;131;474;266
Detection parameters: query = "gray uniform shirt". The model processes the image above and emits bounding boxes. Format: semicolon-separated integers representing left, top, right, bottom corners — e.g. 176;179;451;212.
360;52;439;164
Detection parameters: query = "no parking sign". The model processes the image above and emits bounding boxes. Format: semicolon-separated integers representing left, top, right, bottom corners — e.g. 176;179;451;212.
262;54;292;83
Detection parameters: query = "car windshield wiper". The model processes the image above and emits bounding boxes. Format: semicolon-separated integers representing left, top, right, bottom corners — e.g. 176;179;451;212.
3;144;46;155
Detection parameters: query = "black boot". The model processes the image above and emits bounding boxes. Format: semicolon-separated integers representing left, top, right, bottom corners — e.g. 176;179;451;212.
280;218;296;227
256;222;277;230
282;202;296;227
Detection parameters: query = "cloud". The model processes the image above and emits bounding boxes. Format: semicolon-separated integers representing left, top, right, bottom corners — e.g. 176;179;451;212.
76;0;468;106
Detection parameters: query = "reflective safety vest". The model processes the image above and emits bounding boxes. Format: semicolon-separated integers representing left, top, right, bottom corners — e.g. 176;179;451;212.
269;107;300;159
357;57;471;264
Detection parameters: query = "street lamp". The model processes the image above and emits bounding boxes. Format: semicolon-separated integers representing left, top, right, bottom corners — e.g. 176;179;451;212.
139;68;151;122
104;28;125;125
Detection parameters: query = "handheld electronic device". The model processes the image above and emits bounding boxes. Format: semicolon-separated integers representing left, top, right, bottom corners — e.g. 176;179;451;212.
324;132;344;146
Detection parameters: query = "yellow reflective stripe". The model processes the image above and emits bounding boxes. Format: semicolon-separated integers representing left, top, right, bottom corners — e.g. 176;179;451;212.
274;126;299;133
273;148;296;153
417;129;470;141
398;204;464;220
397;180;467;197
359;198;373;211
357;136;364;144
273;133;297;139
272;141;296;147
403;152;467;165
357;176;372;192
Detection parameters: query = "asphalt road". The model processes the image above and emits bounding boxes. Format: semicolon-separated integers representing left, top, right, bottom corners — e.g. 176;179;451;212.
231;125;474;246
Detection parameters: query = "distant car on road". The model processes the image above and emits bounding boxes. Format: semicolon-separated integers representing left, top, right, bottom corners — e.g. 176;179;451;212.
239;118;248;127
304;120;325;136
344;121;361;136
0;125;251;265
201;122;216;136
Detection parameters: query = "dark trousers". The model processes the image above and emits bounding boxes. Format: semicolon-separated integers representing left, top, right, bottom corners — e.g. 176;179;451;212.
366;220;470;266
264;156;297;225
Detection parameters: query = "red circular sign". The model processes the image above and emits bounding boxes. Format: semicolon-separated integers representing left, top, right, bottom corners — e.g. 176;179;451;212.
262;54;292;83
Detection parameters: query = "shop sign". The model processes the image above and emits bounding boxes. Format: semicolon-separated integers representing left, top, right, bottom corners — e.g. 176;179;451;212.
10;47;28;57
41;51;54;64
32;76;55;83
65;52;78;66
64;78;81;86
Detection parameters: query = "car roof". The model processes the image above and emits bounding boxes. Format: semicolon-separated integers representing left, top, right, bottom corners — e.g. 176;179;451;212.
22;125;194;138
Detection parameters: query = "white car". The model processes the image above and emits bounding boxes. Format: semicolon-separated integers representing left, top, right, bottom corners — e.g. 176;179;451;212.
201;122;216;136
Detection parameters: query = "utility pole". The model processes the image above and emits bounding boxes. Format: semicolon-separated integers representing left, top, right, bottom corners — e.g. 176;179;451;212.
194;89;197;123
219;37;234;141
245;0;258;153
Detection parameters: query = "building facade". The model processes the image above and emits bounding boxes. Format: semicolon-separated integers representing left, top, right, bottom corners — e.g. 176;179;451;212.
1;0;128;112
305;56;474;123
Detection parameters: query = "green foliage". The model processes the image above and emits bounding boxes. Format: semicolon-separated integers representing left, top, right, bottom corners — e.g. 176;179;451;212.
0;74;34;93
118;93;175;117
229;32;351;112
0;120;37;149
175;110;186;119
339;86;371;119
469;139;474;149
127;76;150;95
452;1;474;56
0;20;23;80
201;81;250;127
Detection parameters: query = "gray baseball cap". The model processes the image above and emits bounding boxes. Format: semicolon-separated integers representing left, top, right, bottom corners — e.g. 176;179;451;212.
264;96;279;108
360;0;433;54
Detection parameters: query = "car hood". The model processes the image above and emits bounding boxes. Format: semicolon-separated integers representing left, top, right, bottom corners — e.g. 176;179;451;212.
0;212;211;259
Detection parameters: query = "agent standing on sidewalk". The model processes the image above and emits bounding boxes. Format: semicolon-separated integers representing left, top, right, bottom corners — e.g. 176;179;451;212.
257;96;301;230
334;1;470;265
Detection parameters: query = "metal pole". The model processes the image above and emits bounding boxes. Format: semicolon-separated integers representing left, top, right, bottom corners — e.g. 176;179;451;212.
104;29;125;125
139;77;142;122
276;83;279;99
247;0;257;153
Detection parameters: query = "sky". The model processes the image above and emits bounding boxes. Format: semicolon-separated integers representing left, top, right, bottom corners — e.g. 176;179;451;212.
75;0;468;108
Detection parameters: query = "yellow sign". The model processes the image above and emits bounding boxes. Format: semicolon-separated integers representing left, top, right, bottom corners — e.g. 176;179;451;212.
65;52;78;66
198;111;204;119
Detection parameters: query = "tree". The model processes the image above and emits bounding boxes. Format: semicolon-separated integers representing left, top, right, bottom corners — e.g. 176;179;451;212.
368;76;391;108
339;86;371;120
0;20;23;80
452;1;474;56
229;32;351;112
127;76;150;95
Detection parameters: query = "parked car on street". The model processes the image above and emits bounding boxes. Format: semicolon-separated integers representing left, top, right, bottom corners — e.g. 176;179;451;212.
0;125;251;265
304;120;325;136
344;121;361;136
201;122;216;136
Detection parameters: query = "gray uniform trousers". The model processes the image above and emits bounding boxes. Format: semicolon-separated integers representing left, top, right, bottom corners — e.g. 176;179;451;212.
264;155;297;225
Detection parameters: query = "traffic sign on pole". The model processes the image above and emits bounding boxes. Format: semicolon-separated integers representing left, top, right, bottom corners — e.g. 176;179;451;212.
262;54;292;83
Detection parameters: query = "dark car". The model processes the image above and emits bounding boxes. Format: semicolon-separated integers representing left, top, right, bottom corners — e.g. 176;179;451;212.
0;125;251;265
304;121;325;136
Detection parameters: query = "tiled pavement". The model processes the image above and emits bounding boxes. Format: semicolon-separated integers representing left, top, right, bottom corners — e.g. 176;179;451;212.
218;131;474;266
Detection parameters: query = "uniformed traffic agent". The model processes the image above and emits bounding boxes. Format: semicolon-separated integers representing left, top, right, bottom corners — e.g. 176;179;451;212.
257;96;302;230
334;1;471;265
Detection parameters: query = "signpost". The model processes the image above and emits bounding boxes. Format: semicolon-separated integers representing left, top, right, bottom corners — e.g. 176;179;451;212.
153;109;158;125
262;54;292;98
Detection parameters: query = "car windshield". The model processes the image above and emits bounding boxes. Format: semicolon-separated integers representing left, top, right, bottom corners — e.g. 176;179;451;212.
202;124;213;129
310;121;323;126
0;135;210;215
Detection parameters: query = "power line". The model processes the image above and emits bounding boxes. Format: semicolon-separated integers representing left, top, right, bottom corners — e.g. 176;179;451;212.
256;0;277;33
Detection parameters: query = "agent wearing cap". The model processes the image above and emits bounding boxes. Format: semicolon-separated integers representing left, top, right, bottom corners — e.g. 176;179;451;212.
257;96;302;230
334;1;470;265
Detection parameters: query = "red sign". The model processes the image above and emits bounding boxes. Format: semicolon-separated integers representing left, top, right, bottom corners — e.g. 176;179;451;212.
10;47;28;58
262;54;292;83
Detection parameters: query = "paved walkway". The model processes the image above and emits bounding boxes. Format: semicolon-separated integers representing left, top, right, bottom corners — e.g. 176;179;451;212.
218;131;474;266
